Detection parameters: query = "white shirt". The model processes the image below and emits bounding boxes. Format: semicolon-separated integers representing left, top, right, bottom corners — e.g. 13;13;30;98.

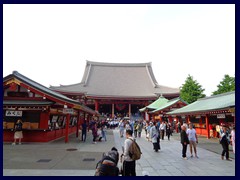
186;128;197;141
123;136;134;161
159;123;166;130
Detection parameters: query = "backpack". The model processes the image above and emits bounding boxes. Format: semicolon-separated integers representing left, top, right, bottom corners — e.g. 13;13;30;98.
128;138;142;160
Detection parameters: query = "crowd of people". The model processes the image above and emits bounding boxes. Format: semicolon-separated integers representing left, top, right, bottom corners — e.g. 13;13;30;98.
11;117;235;176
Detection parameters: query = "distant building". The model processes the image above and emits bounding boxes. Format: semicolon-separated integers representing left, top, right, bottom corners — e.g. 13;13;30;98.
50;61;180;119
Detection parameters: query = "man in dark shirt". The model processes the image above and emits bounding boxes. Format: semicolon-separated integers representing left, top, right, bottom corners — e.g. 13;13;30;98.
180;125;189;159
82;121;87;142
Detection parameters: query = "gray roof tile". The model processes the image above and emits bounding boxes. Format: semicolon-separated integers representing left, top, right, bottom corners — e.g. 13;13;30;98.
50;61;179;98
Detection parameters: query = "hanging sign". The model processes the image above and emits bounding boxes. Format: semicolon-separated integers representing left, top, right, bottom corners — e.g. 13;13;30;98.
196;115;201;119
63;108;74;114
116;104;126;111
217;114;225;119
5;110;22;117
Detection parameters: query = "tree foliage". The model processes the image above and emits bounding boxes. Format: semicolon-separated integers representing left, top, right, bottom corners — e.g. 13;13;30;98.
212;74;235;95
180;75;206;104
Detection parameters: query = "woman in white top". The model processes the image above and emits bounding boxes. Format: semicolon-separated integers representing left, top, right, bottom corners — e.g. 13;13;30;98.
186;123;198;158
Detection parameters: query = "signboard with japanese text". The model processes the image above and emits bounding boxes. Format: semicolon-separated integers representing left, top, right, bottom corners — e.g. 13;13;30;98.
63;108;74;114
5;110;22;117
217;114;225;119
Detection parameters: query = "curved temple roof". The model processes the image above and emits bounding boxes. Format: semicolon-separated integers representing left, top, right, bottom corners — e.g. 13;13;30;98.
50;61;180;99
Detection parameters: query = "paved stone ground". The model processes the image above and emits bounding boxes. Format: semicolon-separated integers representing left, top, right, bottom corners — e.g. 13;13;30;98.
3;129;235;176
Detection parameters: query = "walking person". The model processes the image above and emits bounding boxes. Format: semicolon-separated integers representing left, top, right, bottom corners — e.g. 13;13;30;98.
166;123;171;140
119;120;125;138
137;121;143;138
92;123;98;144
180;125;189;159
186;123;198;158
159;121;166;140
12;119;23;145
133;121;138;138
81;120;87;142
231;126;235;154
122;129;136;176
101;124;107;141
150;122;160;152
177;122;181;133
125;121;131;131
220;125;232;161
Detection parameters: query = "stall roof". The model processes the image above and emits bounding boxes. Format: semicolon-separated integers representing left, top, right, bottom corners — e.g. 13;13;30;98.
139;96;169;112
149;97;188;114
3;100;54;106
167;91;235;115
3;71;98;115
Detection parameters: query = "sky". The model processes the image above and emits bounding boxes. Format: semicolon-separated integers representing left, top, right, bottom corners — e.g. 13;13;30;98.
3;4;235;96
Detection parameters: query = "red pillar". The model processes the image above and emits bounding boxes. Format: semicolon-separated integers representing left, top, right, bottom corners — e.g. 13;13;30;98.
39;111;50;129
187;115;191;124
169;116;173;124
95;100;99;112
87;114;90;132
206;114;210;139
65;114;70;143
159;115;162;123
175;116;179;132
76;111;81;138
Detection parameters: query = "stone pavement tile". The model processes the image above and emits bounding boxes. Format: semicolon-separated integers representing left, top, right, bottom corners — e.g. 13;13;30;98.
141;167;156;173
156;169;172;176
178;168;199;176
164;165;181;173
139;161;151;168
3;169;95;176
150;163;166;170
136;163;142;171
170;171;185;176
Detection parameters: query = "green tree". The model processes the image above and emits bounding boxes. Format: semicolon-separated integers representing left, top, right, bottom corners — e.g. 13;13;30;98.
212;74;235;95
180;75;206;104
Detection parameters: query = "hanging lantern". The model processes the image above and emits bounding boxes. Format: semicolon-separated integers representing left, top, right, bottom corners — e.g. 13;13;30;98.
9;83;17;91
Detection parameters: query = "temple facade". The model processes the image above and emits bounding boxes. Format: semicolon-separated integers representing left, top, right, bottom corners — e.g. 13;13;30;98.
50;61;180;119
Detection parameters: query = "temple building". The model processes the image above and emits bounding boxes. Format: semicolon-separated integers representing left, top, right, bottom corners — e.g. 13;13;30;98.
50;61;180;119
3;71;98;142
